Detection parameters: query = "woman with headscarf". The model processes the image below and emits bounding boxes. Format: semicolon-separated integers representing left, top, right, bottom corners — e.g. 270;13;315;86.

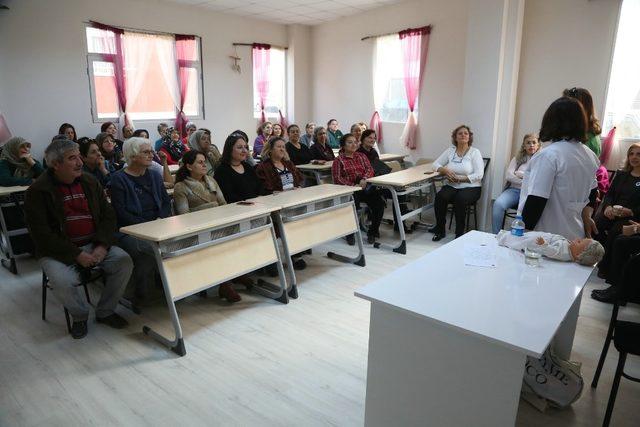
159;127;189;165
188;129;221;176
0;137;45;186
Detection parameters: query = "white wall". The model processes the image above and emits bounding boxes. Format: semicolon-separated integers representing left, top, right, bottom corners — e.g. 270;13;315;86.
287;24;313;126
512;0;621;152
0;0;288;157
310;0;469;161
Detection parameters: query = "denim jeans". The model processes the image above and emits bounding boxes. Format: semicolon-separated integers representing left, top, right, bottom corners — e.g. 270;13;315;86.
492;187;521;233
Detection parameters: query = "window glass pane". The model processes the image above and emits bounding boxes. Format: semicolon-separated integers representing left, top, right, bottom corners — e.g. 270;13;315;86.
182;67;200;117
92;61;119;119
374;35;411;123
86;27;116;54
128;45;176;120
253;48;286;118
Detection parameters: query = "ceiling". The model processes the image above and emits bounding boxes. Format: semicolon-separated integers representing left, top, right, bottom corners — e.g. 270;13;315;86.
166;0;407;25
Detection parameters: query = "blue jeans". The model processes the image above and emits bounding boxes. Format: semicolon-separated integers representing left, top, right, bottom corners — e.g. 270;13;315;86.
492;187;520;233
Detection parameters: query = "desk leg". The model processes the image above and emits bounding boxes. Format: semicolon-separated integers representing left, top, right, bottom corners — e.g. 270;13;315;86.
253;224;289;304
314;171;322;185
364;303;524;427
552;289;583;360
142;242;186;357
372;187;406;255
271;211;298;299
327;202;366;267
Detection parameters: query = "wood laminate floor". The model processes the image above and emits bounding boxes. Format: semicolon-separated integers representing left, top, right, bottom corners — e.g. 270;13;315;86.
1;222;639;426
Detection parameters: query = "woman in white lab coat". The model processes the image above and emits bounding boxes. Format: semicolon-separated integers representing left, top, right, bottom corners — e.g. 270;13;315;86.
518;96;599;240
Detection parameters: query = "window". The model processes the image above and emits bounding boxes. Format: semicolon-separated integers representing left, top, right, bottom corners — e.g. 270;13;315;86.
373;35;412;123
86;27;203;122
602;0;640;139
253;47;286;119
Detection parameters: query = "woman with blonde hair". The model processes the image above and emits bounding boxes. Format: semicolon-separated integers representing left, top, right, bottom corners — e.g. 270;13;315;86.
256;137;303;194
491;133;540;233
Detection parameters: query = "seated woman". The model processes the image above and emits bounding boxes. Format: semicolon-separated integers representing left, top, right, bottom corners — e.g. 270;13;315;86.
132;129;149;139
0;137;44;186
301;122;315;147
128;129;173;187
173;150;226;214
188;129;221;176
215;132;263;203
593;223;640;303
429;125;484;241
79;138;114;188
111;137;172;309
309;126;336;162
272;123;285;140
101;121;125;151
351;123;366;147
159;127;189;165
183;122;197;145
122;125;134;140
58;123;77;142
96;132;125;170
491;133;540;233
357;129;381;166
256;137;304;194
253;121;273;158
332;133;385;244
285;124;312;165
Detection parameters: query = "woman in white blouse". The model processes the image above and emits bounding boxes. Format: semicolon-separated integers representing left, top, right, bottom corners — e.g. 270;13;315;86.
491;134;540;233
429;125;485;241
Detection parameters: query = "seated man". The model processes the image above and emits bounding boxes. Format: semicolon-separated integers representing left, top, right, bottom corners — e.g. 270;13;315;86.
25;138;133;339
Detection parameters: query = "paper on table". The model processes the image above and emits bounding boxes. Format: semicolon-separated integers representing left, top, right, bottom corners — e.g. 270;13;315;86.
463;243;497;268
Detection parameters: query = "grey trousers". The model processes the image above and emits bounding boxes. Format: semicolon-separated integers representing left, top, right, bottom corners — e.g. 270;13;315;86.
39;245;133;320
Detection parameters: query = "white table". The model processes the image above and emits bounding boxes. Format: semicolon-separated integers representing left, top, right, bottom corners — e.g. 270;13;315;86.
0;185;30;274
355;231;593;426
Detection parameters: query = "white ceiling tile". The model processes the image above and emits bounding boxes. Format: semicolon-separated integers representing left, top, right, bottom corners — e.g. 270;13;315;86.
310;1;344;12
333;6;360;16
286;5;321;14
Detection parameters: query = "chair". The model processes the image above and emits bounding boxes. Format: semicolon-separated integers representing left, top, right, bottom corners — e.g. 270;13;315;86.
501;208;518;230
42;268;103;333
590;253;640;427
447;158;491;232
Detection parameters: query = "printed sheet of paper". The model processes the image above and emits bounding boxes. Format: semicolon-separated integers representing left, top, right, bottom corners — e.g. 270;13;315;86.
464;243;497;268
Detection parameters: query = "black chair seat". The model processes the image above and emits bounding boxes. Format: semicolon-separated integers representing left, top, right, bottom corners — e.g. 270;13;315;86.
614;321;640;356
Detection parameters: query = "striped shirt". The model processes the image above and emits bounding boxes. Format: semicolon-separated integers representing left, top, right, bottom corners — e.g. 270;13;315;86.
57;182;96;246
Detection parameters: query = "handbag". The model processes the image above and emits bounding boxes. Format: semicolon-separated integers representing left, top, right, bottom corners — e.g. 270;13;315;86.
371;158;392;176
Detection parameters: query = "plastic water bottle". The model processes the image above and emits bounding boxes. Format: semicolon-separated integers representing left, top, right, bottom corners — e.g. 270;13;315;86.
511;214;525;237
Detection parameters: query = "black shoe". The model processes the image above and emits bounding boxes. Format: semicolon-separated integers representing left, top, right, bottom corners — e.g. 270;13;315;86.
293;258;307;270
428;226;438;234
591;288;618;304
592;286;614;297
96;313;129;329
70;320;88;339
367;233;376;244
432;233;445;242
597;269;607;279
346;234;355;246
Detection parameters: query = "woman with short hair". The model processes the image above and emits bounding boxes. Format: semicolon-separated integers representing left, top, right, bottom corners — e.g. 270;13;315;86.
253;122;273;158
285;124;312;165
309;126;335;162
188;129;221;176
0;137;45;186
79;138;113;188
257;137;303;194
301;122;315;147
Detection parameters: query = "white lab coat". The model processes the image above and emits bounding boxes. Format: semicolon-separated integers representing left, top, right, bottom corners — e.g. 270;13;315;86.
517;140;598;240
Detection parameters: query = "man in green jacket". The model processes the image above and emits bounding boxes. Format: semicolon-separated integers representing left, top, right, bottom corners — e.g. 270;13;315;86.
326;118;343;149
25;139;133;339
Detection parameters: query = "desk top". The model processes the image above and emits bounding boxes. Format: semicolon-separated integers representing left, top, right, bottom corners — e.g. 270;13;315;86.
380;153;408;162
249;184;360;209
355;231;593;357
0;185;29;196
297;153;406;172
119;202;278;241
367;163;438;187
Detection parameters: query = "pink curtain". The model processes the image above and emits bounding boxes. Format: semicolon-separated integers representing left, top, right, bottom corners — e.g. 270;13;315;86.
253;44;271;124
369;111;383;144
90;22;130;127
0;113;11;145
398;26;431;150
278;109;289;134
175;35;197;137
600;126;616;166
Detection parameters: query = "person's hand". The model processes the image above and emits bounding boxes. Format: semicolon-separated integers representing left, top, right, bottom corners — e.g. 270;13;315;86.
440;167;457;182
454;174;467;183
91;245;108;264
514;171;524;179
620;207;634;217
359;179;367;189
583;216;598;238
20;152;36;166
76;251;98;268
622;220;640;236
164;181;174;189
536;237;545;245
157;151;168;164
604;205;615;220
313;160;326;165
98;155;109;174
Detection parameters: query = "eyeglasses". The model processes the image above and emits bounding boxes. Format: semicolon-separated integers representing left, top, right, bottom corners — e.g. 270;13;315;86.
139;150;154;156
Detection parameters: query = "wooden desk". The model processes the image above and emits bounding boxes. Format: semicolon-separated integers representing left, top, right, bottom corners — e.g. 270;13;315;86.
356;231;593;426
379;153;407;164
120;202;288;356
250;184;365;297
0;185;30;274
297;162;333;185
366;163;439;254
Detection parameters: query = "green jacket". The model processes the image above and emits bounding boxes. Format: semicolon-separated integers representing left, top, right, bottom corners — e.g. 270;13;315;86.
327;129;343;149
24;170;116;265
0;158;44;186
585;132;601;158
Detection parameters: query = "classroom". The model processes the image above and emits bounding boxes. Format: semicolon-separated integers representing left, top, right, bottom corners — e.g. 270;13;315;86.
1;0;639;425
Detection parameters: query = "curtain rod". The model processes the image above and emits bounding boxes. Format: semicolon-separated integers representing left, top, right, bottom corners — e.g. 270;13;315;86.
361;25;432;41
84;21;200;38
233;42;288;50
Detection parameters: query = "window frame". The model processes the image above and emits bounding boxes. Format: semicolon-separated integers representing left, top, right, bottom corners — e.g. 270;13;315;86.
85;25;205;124
252;47;288;120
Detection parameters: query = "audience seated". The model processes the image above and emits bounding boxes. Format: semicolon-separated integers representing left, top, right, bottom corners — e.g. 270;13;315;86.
357;129;383;169
309;126;336;162
326;119;343;149
173;150;226;214
159;127;189;165
332;133;385;244
215;132;263;202
111;137;172;310
122;125;134;140
188;129;221;176
256;137;303;194
429;125;484;241
285;124;313;165
593;224;640;303
58;123;77;142
183;122;197;145
24;138;133;339
301;122;315;147
96;132;125;171
351;123;366;146
154;122;169;151
253;121;273;158
78;138;113;188
0;137;44;186
101;121;124;151
491;133;540;233
132;129;149;139
272;123;285;139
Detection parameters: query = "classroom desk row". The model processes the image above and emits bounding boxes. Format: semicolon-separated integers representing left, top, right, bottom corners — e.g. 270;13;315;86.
119;184;365;356
297;153;408;185
0;185;30;274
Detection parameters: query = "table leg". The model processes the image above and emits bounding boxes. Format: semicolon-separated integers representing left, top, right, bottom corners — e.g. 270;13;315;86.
252;224;289;304
271;211;298;299
364;303;525;427
552;289;583;360
327;202;366;267
372;187;407;254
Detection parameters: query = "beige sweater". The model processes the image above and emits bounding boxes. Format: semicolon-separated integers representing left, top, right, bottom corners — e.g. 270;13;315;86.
173;175;226;214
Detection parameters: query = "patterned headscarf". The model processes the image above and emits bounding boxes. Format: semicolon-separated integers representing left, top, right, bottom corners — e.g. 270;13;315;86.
188;129;221;175
162;127;186;160
0;137;34;178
